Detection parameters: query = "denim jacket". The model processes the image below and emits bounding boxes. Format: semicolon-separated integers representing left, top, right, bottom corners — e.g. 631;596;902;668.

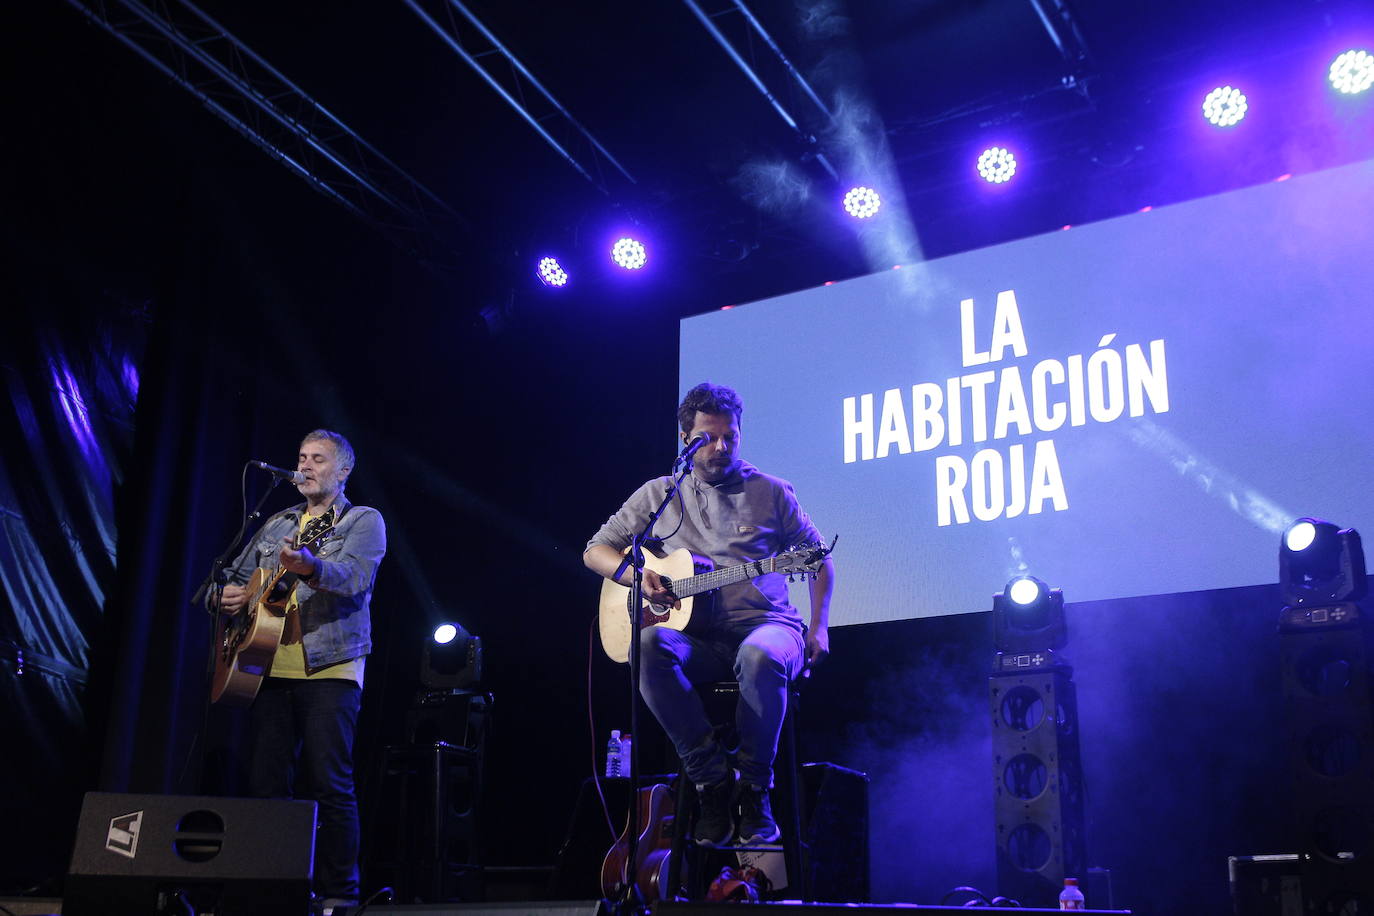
222;494;387;669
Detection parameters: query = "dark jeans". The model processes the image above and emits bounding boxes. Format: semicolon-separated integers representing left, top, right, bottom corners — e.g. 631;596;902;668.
249;677;362;900
639;622;804;788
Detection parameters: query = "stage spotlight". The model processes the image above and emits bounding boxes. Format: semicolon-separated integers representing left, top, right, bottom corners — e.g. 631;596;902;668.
1286;520;1318;553
1202;85;1248;127
1279;517;1367;608
610;237;648;270
1329;49;1374;95
977;146;1017;184
992;575;1066;657
843;186;882;219
422;620;483;689
536;256;568;288
1007;575;1043;606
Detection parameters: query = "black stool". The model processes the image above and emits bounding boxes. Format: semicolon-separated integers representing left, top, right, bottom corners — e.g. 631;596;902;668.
663;680;808;901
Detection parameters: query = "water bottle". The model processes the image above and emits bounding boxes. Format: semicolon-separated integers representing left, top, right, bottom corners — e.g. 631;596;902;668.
620;733;633;771
605;729;623;778
1059;876;1085;910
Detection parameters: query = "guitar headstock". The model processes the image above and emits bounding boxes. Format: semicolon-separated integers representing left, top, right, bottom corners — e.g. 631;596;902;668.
774;535;838;580
298;510;336;550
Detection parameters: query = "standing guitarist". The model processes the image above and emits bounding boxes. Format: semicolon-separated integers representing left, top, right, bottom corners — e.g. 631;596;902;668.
217;429;386;912
584;383;834;848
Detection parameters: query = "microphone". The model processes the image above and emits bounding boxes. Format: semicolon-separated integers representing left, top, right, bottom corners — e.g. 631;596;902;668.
251;460;306;485
676;431;712;466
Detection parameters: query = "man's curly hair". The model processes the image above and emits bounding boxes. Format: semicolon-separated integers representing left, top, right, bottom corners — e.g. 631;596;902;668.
677;382;743;434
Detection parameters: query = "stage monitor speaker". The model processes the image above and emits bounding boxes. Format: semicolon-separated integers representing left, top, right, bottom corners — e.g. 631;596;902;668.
802;762;870;903
64;792;316;916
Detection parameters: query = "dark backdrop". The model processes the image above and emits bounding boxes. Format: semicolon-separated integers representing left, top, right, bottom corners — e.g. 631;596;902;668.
3;5;1365;914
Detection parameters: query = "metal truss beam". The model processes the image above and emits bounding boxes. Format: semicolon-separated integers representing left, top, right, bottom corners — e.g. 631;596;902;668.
1026;0;1095;99
404;0;635;196
681;0;838;181
62;0;468;267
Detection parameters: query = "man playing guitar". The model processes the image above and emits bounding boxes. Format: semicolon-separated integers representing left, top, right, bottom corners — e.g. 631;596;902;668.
217;429;386;912
584;383;835;849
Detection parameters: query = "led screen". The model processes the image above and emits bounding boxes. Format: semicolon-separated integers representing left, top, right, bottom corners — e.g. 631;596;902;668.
681;159;1374;625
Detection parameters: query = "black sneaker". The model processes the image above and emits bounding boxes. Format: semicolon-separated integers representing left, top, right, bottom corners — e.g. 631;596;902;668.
737;784;780;844
694;777;735;847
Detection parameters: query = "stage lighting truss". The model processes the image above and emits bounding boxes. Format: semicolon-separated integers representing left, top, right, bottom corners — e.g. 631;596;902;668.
536;256;568;287
1329;49;1374;96
1279;517;1367;613
992;575;1067;658
977;146;1017;184
843;186;882;219
610;237;648;270
1202;85;1248;127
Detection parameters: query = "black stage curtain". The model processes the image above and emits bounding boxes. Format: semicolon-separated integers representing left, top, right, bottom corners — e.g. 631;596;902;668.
0;268;144;891
3;8;662;887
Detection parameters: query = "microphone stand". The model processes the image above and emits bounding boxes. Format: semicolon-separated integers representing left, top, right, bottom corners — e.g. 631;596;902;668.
181;469;286;791
190;472;286;615
610;455;695;914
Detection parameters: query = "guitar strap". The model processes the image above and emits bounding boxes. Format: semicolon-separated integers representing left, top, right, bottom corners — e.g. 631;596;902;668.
281;504;339;645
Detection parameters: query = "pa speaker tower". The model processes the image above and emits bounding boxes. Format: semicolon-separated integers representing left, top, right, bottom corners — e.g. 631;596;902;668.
990;666;1086;907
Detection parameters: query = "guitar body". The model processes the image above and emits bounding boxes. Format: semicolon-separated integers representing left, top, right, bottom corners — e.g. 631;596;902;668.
598;547;704;664
210;512;337;706
600;783;681;901
210;566;289;706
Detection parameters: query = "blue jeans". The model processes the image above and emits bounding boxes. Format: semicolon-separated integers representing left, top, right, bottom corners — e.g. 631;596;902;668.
638;622;804;788
249;677;362;900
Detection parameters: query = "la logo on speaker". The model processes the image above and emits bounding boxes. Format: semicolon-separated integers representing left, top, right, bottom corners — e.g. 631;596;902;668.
106;811;143;859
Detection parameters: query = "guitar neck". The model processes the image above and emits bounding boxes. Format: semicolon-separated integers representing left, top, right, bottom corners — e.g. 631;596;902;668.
673;557;775;598
259;519;332;604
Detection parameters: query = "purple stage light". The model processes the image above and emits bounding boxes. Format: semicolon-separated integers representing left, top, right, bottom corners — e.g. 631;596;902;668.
1329;49;1374;95
1202;85;1248;127
537;256;568;287
843;186;881;219
977;146;1017;184
610;237;647;270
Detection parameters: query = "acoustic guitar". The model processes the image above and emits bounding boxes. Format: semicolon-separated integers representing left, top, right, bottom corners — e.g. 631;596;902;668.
210;512;336;705
598;540;833;663
600;782;678;901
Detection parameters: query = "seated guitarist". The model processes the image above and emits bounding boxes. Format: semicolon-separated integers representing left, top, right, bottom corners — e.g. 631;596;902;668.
217;429;386;912
584;383;834;848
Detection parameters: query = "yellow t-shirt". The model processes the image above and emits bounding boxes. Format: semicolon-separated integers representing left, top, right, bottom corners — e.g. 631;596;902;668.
268;509;365;686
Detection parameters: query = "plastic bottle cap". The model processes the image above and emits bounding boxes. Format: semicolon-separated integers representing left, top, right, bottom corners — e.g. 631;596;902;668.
611;729;621;739
1064;877;1078;885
